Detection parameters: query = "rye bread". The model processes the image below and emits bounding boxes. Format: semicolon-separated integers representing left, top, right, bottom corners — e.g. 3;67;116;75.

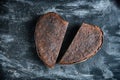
35;12;68;68
59;23;103;64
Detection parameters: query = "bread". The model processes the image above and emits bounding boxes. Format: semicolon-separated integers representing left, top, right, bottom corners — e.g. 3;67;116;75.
35;12;68;68
59;23;103;64
35;12;103;67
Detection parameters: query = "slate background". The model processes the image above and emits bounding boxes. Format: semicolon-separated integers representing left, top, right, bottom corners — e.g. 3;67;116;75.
0;0;120;80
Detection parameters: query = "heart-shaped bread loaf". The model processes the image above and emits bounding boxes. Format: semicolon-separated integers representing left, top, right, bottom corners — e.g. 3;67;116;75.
35;12;103;68
35;12;68;68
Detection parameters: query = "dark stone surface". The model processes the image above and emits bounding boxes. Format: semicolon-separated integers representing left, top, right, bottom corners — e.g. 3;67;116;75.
0;0;120;80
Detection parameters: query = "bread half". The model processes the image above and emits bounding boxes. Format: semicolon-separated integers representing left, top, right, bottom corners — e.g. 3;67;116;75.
59;23;103;64
35;12;68;68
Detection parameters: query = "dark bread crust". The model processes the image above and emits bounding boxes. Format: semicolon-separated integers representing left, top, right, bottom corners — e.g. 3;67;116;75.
59;23;103;64
35;12;68;68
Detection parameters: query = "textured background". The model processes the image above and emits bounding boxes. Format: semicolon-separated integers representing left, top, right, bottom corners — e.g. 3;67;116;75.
0;0;120;80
